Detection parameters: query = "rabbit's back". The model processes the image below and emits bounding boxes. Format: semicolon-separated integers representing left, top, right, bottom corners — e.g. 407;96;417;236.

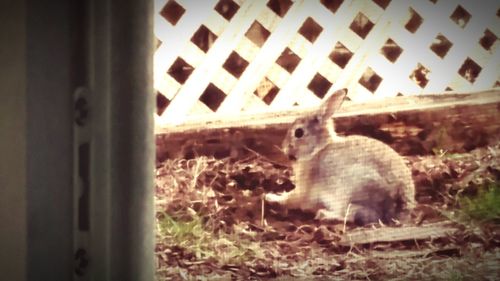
313;135;416;209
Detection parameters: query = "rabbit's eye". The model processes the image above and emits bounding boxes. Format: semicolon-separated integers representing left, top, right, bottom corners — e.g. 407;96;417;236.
294;128;304;138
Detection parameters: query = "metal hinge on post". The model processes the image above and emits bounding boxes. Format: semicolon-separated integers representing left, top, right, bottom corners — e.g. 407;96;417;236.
73;87;91;279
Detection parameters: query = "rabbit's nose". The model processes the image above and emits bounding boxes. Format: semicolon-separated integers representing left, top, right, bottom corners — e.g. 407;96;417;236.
288;154;297;161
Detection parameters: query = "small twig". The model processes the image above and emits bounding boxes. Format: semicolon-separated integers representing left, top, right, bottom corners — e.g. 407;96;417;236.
343;203;352;233
261;195;265;227
243;145;289;167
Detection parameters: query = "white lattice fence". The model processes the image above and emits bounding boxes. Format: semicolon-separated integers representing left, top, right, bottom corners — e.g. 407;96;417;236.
154;0;499;126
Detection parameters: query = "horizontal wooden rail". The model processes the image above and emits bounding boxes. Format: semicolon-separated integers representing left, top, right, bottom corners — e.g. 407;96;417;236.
339;221;458;246
156;89;500;161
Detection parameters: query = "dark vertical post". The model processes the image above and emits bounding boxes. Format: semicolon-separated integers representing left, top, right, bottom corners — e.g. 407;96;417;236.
1;0;154;279
0;1;27;280
24;0;75;279
90;0;154;280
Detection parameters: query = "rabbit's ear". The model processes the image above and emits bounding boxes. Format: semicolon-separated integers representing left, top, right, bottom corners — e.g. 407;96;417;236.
319;88;347;120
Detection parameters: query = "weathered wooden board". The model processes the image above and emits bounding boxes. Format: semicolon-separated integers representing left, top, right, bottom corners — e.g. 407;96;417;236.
339;221;458;246
156;89;500;162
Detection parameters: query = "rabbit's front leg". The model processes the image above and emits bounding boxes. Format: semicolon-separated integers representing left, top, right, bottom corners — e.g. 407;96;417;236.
265;192;289;204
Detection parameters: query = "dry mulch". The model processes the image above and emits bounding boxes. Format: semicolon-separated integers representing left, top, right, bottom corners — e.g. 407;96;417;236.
155;143;500;280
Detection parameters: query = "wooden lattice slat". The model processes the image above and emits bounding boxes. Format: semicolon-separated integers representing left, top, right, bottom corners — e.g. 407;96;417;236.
154;0;500;127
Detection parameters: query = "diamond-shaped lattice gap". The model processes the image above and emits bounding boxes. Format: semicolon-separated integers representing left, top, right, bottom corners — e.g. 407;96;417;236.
349;13;374;39
191;25;218;53
308;73;332;98
329;41;353;69
458;57;482;83
380;38;403;63
223;51;249;78
215;0;240;21
199;83;226;112
299;17;324;43
167;57;194;84
160;0;185;25
320;0;343;14
359;67;382;93
372;0;391;10
479;29;497;51
156;92;170;116
254;77;280;105
450;5;471;29
267;0;293;17
405;8;423;34
245;21;271;47
430;33;453;58
409;63;430;88
276;47;301;73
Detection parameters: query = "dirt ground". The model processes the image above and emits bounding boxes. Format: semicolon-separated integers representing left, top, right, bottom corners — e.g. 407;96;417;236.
155;143;499;280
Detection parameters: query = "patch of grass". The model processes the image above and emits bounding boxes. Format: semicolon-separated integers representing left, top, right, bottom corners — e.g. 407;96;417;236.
155;157;271;266
446;270;464;281
158;213;207;257
442;182;500;226
458;183;500;224
157;212;267;264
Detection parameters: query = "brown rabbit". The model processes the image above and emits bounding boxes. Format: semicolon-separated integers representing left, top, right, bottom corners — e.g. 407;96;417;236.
266;89;416;225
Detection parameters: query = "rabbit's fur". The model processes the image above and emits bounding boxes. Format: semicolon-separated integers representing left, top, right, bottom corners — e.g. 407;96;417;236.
266;89;416;225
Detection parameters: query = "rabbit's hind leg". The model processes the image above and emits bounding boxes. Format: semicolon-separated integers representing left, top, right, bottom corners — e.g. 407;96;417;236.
349;204;381;225
316;192;354;222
